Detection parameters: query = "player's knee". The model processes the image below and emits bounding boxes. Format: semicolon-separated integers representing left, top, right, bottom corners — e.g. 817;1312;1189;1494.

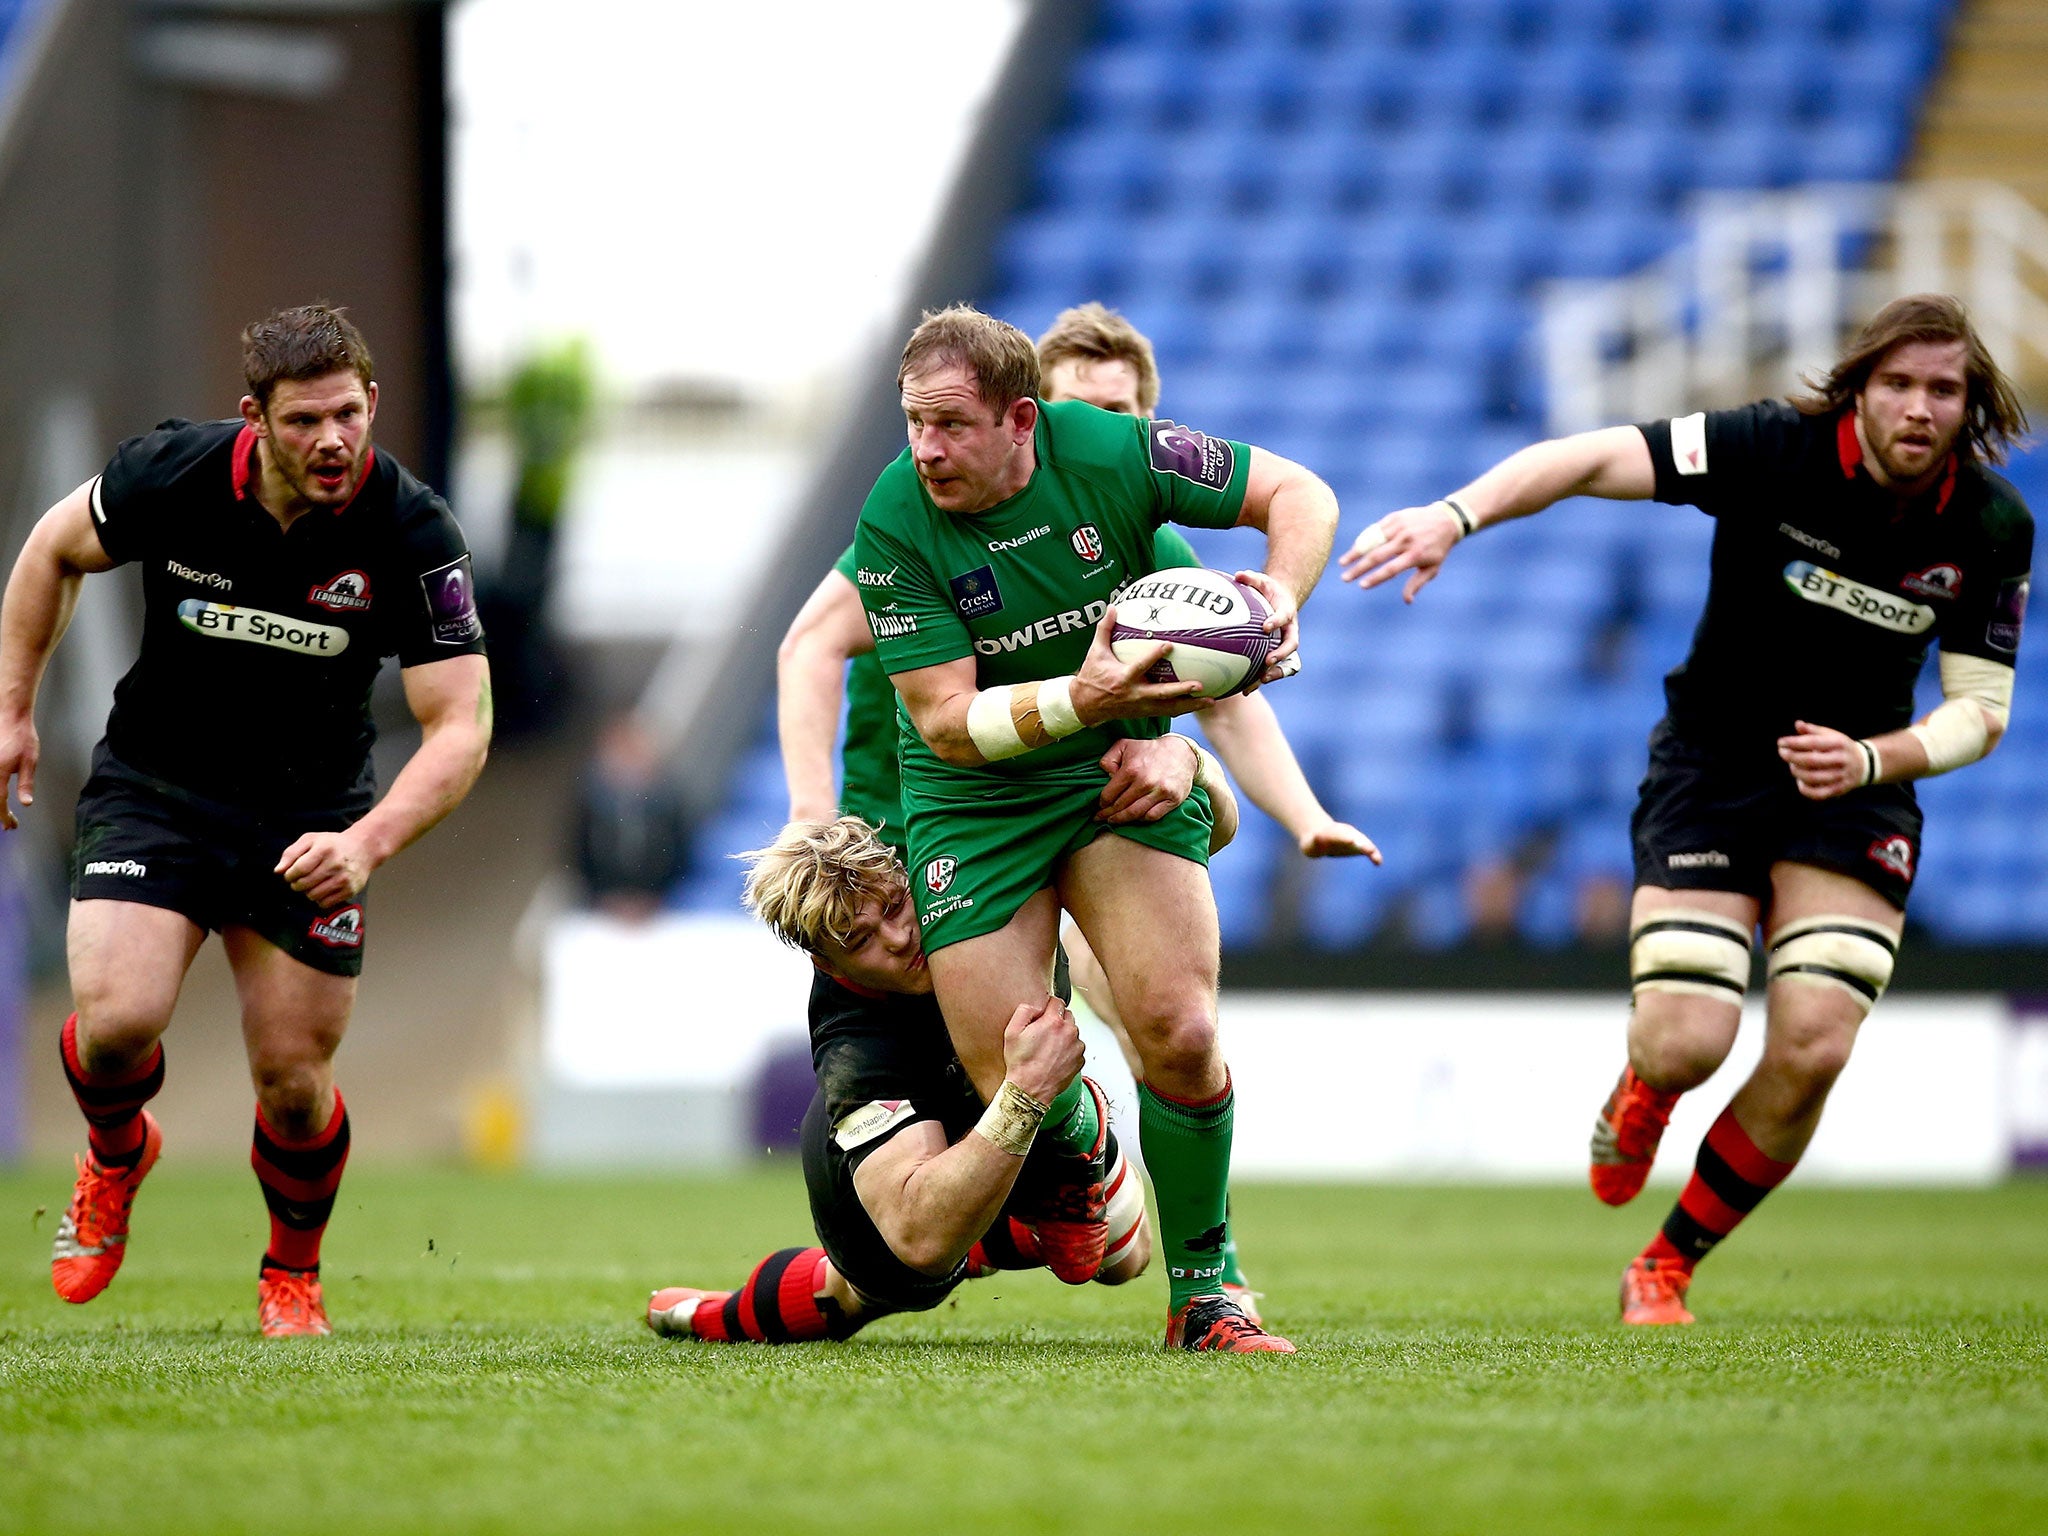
1095;1222;1151;1285
71;1000;171;1072
1631;908;1753;1008
1130;1009;1219;1085
1766;916;1897;1021
1627;994;1739;1089
251;1060;332;1131
1759;1017;1858;1101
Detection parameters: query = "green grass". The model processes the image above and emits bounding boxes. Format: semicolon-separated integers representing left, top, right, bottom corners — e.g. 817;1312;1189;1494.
1;1164;2044;1535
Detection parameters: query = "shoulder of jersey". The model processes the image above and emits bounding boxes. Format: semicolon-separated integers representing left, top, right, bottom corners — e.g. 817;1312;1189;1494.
1971;462;2036;542
117;417;241;482
383;454;449;529
1038;397;1144;472
862;448;929;522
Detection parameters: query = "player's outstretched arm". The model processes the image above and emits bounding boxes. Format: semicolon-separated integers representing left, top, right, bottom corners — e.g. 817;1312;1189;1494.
275;654;492;908
851;996;1084;1275
1233;448;1340;677
891;606;1207;768
777;569;874;823
1199;691;1380;861
0;483;116;831
1341;424;1656;602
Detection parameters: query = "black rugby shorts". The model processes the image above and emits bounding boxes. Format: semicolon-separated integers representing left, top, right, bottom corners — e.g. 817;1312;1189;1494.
1631;722;1922;911
70;751;367;977
799;1092;967;1314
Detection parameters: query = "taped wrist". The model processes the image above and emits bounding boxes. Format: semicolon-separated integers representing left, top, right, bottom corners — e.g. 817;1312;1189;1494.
966;677;1084;761
1630;909;1753;1003
975;1080;1048;1157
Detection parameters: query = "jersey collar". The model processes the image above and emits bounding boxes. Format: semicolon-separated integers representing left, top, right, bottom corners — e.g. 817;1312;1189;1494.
1835;409;1958;515
825;971;889;1001
230;422;378;517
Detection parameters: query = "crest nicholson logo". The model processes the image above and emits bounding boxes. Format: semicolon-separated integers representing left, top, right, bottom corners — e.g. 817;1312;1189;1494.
924;857;956;895
307;570;373;612
1867;836;1915;882
1071;525;1105;562
308;904;365;948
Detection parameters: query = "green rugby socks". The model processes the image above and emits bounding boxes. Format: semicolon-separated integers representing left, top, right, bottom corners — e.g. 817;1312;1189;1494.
1037;1076;1101;1159
1138;1077;1235;1309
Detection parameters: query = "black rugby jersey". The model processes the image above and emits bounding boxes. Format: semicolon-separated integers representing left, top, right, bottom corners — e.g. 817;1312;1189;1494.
1636;401;2032;765
807;974;980;1173
88;417;487;812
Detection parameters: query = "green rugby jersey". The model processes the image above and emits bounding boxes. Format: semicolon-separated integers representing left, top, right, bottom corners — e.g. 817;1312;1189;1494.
851;399;1247;796
832;541;910;850
831;523;1205;842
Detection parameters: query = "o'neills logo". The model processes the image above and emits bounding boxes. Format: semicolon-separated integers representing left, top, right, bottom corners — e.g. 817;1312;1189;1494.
307;569;373;612
924;857;956;895
309;904;364;948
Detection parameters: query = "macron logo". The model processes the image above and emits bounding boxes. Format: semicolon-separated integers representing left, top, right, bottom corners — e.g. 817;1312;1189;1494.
167;560;233;591
83;859;147;878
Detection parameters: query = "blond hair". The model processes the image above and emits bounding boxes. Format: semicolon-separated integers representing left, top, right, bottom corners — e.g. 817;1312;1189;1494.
897;304;1041;411
739;817;906;953
1036;302;1161;414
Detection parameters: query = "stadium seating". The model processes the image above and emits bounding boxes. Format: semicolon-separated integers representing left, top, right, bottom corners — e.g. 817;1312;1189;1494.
679;0;2048;949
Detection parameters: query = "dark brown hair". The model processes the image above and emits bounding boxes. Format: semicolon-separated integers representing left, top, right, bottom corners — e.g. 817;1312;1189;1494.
1793;293;2028;464
241;304;375;408
897;305;1040;412
1036;301;1161;414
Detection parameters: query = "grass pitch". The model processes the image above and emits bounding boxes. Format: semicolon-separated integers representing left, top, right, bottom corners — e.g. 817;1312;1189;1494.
1;1163;2043;1536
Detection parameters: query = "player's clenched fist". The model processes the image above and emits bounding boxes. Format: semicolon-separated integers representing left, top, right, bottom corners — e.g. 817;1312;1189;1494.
1338;501;1467;602
1001;996;1084;1107
275;828;379;909
0;715;37;832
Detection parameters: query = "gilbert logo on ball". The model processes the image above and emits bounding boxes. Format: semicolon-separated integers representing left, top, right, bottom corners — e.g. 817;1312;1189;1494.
1109;568;1274;698
924;857;956;895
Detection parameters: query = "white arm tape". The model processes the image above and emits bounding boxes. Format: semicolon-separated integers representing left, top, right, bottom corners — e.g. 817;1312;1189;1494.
1906;655;2013;775
974;1079;1047;1157
1938;651;2014;731
965;677;1084;762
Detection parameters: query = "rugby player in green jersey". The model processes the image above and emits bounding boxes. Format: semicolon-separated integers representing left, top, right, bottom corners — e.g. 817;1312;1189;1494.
778;304;1374;1330
848;306;1338;1352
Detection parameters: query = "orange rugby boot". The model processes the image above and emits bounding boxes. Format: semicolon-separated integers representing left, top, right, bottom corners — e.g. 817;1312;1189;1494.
1619;1257;1695;1326
1221;1281;1265;1328
51;1111;164;1304
1589;1065;1682;1206
1017;1078;1112;1285
258;1267;332;1337
646;1287;733;1339
1166;1292;1296;1354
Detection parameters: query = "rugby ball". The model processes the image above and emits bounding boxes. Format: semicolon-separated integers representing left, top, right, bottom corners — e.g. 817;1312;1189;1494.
1110;568;1274;699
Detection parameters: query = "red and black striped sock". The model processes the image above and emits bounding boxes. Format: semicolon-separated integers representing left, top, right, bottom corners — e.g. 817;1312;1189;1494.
691;1247;854;1343
968;1216;1044;1275
251;1089;352;1275
59;1013;164;1170
1642;1104;1797;1273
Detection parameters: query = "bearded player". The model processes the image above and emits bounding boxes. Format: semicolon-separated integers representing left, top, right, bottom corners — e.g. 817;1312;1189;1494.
849;306;1337;1352
0;305;491;1335
1344;294;2031;1325
778;302;1373;1325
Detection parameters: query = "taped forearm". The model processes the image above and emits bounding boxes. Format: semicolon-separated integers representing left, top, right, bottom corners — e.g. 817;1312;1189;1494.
965;677;1086;762
1861;654;2014;781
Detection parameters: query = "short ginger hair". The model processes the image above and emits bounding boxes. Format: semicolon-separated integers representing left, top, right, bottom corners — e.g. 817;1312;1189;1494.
897;304;1041;413
740;817;907;954
1036;302;1161;414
